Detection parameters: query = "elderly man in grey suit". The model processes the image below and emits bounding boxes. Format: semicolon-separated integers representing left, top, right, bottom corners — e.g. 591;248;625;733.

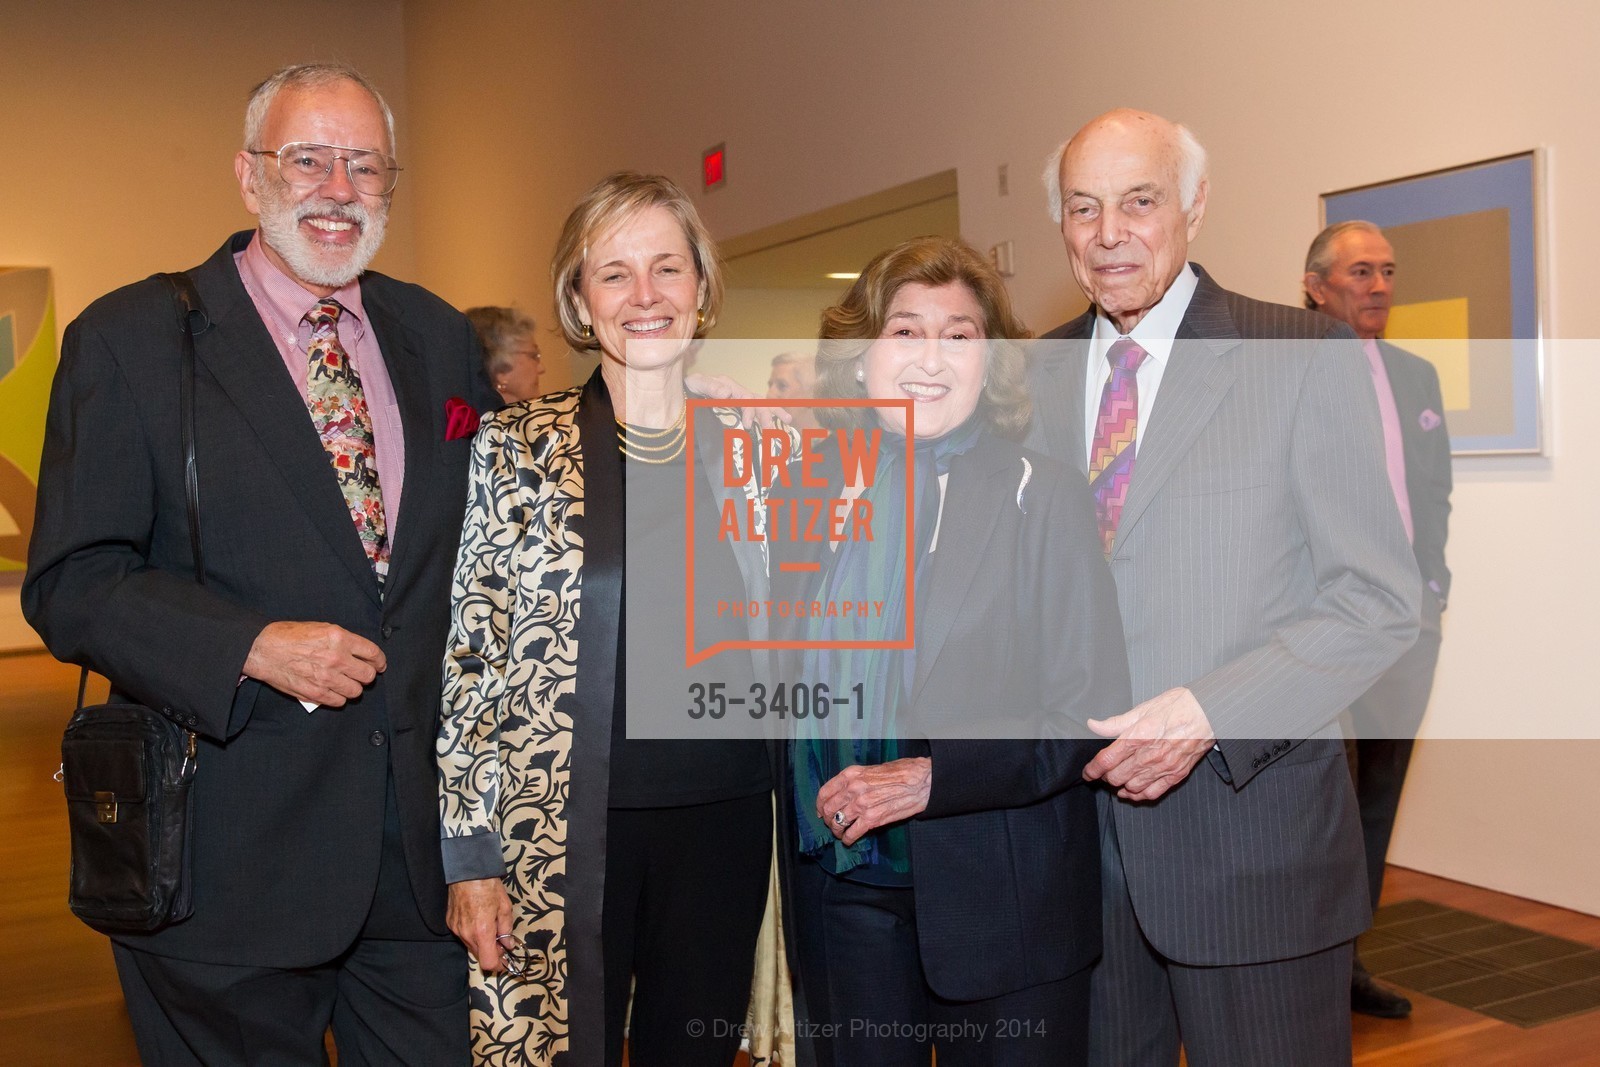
1305;220;1453;1019
1028;109;1421;1065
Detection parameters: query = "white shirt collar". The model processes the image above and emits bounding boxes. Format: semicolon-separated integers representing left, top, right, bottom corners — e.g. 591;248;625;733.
1090;263;1199;367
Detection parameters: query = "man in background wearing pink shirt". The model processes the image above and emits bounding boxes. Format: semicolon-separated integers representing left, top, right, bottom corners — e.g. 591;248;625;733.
1305;220;1454;1020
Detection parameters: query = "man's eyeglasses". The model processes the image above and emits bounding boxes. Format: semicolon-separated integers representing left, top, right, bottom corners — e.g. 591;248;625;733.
248;142;402;196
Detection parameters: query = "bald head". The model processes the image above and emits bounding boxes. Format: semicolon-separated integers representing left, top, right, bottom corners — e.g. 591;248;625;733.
1043;109;1210;333
1045;109;1207;224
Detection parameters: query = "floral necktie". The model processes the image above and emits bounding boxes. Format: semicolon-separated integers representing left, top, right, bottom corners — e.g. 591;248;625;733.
304;299;389;584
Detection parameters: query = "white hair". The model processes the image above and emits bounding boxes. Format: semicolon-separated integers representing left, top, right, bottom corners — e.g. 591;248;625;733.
1042;120;1208;223
243;63;396;155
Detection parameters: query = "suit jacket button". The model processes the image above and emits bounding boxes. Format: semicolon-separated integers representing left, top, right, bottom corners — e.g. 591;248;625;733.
369;730;386;747
381;625;394;639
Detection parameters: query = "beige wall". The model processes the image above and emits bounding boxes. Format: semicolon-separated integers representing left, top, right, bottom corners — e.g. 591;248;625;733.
405;0;1600;912
0;0;414;325
717;288;843;343
402;3;601;392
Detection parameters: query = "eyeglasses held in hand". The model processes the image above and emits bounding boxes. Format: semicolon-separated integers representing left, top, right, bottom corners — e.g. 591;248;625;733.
495;932;540;978
248;141;402;196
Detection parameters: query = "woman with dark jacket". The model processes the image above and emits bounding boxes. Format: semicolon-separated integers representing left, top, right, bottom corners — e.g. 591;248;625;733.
775;236;1131;1066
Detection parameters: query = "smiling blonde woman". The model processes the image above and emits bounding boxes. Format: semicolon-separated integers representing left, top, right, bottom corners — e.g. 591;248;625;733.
438;172;780;1067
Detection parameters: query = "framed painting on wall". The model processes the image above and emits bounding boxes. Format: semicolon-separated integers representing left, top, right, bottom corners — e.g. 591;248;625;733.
0;266;57;570
0;266;57;651
1321;151;1545;455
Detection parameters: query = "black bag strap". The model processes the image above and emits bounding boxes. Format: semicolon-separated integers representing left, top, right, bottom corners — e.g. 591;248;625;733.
74;272;209;712
161;270;208;589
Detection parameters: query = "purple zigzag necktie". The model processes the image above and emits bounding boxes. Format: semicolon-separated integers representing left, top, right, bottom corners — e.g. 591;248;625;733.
1089;338;1148;557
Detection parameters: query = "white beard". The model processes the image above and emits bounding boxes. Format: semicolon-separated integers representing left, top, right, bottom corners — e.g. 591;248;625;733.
256;175;388;289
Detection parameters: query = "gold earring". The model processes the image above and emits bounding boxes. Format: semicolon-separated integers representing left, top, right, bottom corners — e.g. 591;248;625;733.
579;322;593;339
696;308;706;330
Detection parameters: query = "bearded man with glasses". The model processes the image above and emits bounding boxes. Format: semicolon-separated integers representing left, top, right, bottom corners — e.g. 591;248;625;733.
25;62;492;1066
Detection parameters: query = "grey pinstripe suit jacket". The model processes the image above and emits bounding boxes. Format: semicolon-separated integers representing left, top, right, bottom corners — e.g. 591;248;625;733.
1028;265;1423;965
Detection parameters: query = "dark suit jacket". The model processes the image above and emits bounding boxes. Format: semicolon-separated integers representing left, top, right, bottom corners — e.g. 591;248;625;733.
1029;265;1421;965
774;431;1130;1003
25;230;489;967
1380;340;1452;609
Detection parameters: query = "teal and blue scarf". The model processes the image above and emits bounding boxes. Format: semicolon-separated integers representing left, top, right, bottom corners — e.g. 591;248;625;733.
793;417;983;883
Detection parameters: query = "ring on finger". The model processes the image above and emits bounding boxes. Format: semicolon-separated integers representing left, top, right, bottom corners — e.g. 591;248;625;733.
833;809;848;827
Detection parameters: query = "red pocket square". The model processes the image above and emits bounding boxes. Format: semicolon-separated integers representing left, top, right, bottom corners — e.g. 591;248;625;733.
445;397;481;441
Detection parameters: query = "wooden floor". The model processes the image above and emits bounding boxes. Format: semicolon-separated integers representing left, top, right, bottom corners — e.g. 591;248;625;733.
1;652;140;1065
1;649;1596;1065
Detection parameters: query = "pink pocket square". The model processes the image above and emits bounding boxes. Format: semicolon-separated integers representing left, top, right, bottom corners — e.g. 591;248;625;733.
1419;409;1442;432
444;397;481;441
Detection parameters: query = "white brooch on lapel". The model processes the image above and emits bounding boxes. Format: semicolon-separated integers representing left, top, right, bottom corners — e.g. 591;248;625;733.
1016;457;1033;512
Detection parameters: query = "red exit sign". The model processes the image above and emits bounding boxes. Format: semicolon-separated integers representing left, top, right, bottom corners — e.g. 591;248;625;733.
702;143;726;190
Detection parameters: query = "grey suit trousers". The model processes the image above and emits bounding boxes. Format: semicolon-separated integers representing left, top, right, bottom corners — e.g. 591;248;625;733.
1088;798;1353;1067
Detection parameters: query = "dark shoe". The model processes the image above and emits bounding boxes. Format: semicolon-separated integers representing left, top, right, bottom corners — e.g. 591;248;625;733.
1352;973;1413;1018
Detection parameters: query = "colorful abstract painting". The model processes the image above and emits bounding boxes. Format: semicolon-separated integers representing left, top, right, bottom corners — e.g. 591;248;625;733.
1323;153;1544;455
0;267;58;570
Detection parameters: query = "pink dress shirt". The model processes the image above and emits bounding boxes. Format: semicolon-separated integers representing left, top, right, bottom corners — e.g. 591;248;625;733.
1363;339;1413;545
234;233;406;539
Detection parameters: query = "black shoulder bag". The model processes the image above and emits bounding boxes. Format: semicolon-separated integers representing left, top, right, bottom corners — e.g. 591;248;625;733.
57;271;207;934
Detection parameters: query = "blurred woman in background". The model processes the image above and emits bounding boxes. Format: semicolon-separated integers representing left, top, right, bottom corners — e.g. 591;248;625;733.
465;305;544;406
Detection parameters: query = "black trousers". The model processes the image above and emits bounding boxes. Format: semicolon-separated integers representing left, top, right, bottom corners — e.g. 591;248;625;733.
791;856;1089;1067
113;775;468;1066
1346;611;1442;976
602;792;773;1067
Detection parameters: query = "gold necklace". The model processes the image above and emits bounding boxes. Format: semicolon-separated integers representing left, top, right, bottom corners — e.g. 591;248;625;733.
616;403;687;463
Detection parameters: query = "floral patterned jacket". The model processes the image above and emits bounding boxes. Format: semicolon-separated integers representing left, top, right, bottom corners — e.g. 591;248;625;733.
436;370;777;1065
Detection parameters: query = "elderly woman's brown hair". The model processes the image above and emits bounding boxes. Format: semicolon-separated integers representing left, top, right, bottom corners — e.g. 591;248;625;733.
815;235;1033;436
550;171;725;353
